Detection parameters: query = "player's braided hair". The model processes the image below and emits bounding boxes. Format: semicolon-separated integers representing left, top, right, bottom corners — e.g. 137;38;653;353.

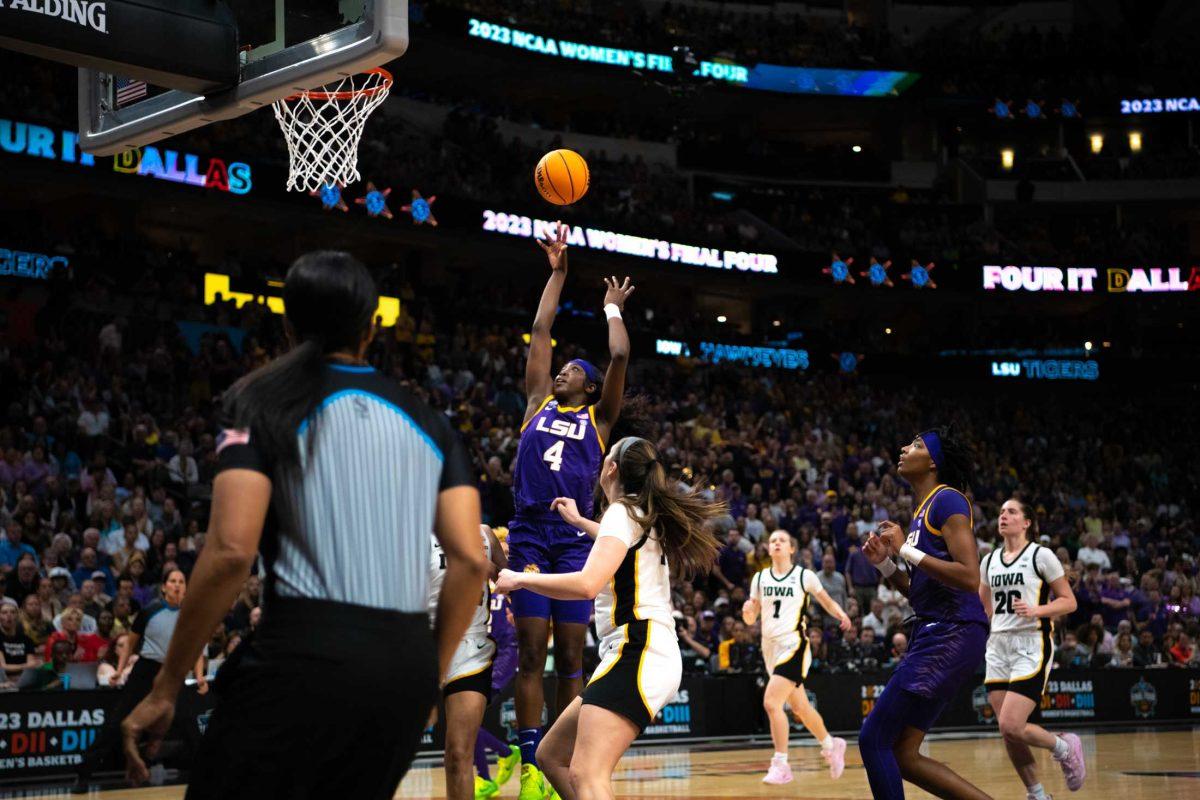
928;424;977;492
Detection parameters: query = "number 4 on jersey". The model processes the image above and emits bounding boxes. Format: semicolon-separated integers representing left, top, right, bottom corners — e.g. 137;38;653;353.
543;440;565;472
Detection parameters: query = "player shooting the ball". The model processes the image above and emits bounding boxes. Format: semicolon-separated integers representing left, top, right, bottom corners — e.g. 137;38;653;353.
505;221;635;800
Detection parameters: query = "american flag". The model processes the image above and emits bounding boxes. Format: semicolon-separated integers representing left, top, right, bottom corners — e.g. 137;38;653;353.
216;428;251;455
115;77;147;107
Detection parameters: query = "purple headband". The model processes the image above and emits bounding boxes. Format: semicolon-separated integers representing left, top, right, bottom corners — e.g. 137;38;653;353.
919;430;945;473
568;358;603;386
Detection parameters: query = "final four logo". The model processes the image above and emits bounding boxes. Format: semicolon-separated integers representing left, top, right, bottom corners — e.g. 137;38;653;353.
972;685;997;724
1130;677;1157;719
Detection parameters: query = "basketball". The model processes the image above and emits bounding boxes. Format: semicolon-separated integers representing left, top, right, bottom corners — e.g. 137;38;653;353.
534;149;589;205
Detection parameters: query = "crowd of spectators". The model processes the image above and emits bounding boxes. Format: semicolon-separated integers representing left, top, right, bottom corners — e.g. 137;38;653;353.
1;226;1195;692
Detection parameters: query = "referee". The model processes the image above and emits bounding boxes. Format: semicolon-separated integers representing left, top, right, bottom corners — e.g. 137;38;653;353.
73;569;206;790
121;252;489;798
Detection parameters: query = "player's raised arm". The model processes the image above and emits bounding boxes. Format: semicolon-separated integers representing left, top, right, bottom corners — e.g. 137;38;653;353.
524;222;569;421
593;275;635;437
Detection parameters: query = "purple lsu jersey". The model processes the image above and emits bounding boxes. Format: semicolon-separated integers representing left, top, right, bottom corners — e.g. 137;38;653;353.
905;485;988;624
489;592;516;645
512;395;605;519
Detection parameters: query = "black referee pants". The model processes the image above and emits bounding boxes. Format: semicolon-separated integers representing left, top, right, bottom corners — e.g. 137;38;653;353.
185;597;437;800
77;657;162;778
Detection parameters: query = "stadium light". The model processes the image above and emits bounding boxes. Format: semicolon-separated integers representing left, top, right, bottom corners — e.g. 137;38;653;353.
885;327;893;335
1000;148;1015;171
717;315;727;323
1129;131;1143;153
1084;340;1094;352
1089;133;1104;154
772;320;781;327
851;145;862;153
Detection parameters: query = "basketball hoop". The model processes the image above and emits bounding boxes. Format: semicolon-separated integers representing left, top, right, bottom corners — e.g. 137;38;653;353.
272;67;392;192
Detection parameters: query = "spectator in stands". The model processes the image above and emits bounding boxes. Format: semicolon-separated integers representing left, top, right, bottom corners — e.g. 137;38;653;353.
48;567;73;607
43;607;107;663
53;594;97;634
96;607;118;641
862;597;888;638
110;517;149;574
884;632;907;669
90;571;113;607
716;529;749;592
30;639;72;691
1100;572;1134;629
113;577;142;616
743;504;766;543
78;580;103;619
110;596;136;633
19;593;52;647
1078;534;1112;571
816;552;850;624
845;538;879;612
7;555;40;605
226;574;262;633
1056;631;1091;669
71;546;106;591
858;626;884;671
1;599;38;688
676;615;711;672
122;553;156;606
1169;632;1196;667
36;577;62;622
806;628;828;673
0;519;37;568
1109;632;1136;668
1133;629;1162;667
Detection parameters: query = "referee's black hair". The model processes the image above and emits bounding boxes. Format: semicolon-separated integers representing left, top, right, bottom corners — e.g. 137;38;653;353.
928;424;977;493
224;251;378;469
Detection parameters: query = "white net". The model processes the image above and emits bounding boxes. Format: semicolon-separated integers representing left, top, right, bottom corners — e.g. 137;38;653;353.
272;68;392;193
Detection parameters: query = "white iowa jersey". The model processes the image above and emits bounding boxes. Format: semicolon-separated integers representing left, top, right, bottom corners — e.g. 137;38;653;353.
751;565;822;640
428;530;491;638
593;503;674;641
983;542;1064;634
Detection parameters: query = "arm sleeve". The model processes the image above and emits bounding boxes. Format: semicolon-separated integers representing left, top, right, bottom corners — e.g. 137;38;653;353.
215;428;273;476
437;425;476;491
928;488;973;531
1036;546;1065;583
597;504;636;548
801;569;823;595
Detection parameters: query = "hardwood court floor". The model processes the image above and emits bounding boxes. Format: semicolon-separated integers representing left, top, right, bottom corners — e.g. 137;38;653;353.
11;728;1199;799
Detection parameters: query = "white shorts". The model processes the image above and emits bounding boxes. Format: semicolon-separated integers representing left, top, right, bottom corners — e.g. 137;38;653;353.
445;634;496;696
583;620;681;731
984;630;1054;701
763;630;810;684
762;631;801;673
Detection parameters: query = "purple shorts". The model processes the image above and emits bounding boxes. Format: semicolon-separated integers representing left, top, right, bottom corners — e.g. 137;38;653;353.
491;640;518;695
506;517;593;624
889;619;987;728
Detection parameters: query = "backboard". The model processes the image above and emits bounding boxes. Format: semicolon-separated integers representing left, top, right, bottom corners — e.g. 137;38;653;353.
74;1;407;156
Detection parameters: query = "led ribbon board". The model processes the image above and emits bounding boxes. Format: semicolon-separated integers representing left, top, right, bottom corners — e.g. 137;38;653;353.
0;118;252;194
0;247;66;280
483;210;777;274
656;338;808;369
982;265;1200;293
204;273;400;326
466;18;916;97
990;360;1099;381
1120;97;1200;115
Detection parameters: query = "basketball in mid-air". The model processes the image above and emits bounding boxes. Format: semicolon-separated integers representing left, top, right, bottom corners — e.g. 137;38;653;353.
534;149;590;205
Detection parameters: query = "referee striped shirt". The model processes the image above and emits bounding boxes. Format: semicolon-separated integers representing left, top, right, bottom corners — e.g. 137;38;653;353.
215;364;474;613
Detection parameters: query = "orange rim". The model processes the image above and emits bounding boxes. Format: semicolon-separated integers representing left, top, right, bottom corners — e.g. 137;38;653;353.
285;67;393;102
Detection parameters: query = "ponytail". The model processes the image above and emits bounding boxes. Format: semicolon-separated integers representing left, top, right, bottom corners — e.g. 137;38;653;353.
223;251;378;470
604;437;725;578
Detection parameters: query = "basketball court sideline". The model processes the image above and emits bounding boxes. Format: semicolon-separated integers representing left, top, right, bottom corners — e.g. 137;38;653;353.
4;728;1195;799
